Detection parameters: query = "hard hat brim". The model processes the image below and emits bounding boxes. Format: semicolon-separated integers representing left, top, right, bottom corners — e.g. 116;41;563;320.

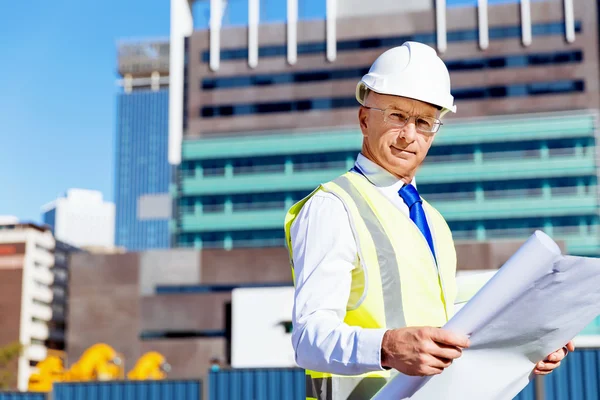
355;81;457;115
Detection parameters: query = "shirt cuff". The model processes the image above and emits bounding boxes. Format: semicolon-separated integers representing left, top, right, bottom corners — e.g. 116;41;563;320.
356;328;389;371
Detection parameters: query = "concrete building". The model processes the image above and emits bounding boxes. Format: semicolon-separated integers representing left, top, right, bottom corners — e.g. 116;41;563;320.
0;223;57;391
168;0;600;257
115;40;172;251
41;189;115;249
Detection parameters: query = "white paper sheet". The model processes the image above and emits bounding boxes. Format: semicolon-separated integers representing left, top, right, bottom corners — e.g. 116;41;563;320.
373;231;600;399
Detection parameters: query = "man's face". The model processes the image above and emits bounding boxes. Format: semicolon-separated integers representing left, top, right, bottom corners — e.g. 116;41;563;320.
359;92;438;183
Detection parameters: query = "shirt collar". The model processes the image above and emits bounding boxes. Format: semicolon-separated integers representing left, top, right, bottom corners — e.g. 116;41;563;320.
354;153;416;191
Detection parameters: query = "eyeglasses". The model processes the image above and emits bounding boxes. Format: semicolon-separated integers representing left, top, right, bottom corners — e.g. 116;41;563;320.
363;106;443;135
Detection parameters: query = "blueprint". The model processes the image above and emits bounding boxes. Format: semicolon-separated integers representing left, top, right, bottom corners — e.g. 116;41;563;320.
373;231;600;399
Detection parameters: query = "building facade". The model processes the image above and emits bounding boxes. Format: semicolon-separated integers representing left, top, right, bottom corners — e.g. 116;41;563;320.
41;189;115;249
115;40;172;251
0;223;57;391
171;0;600;257
176;111;600;256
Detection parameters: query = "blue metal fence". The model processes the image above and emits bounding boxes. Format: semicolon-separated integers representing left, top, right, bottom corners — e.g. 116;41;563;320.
52;380;201;400
8;350;600;400
209;368;305;400
0;393;46;400
512;348;600;399
544;349;600;400
514;380;537;400
206;351;600;400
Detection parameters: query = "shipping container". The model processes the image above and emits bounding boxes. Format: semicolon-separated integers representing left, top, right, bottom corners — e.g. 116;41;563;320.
52;380;201;400
0;393;46;400
209;368;305;400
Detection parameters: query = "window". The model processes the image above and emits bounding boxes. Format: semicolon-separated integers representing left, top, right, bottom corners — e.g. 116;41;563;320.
419;176;597;203
449;215;599;237
548;137;594;149
202;195;226;213
528;80;584;95
53;269;68;283
232;156;286;175
419;181;478;195
201;21;581;62
180;160;197;177
53;252;66;265
176;233;195;247
177;229;287;249
52;304;65;314
202;159;227;176
232;192;286;211
140;330;226;340
230;229;286;247
291;151;350;171
202;80;585;118
52;286;65;298
199;232;226;248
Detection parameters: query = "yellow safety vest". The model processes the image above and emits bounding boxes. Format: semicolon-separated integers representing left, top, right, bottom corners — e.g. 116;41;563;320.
284;172;458;400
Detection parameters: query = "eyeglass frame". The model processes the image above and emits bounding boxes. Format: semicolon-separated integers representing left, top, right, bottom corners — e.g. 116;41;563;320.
362;105;444;136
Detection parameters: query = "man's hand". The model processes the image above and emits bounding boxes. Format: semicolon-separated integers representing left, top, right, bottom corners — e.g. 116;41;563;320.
534;341;575;375
381;327;470;376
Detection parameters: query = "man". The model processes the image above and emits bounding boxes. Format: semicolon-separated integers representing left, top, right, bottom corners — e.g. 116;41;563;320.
283;41;573;400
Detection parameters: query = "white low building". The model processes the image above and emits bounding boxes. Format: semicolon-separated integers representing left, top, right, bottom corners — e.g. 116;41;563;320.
41;189;115;248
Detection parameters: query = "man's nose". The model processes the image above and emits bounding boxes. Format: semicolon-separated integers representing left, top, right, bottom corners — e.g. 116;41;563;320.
399;119;418;144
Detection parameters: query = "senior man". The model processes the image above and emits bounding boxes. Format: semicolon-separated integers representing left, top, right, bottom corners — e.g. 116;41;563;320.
284;41;573;400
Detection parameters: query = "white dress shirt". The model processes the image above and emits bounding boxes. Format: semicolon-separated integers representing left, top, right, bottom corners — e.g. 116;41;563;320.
290;153;423;375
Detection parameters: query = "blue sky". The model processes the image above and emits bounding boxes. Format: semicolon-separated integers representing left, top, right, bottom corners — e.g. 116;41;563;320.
1;1;170;223
1;0;516;223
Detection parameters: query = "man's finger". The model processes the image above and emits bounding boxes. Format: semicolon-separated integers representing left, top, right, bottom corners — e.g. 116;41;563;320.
536;360;561;372
547;348;567;362
424;354;453;369
567;341;575;352
429;329;470;348
428;342;463;361
534;369;552;376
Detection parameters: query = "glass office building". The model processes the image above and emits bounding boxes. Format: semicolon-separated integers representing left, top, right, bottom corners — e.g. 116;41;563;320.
115;41;171;251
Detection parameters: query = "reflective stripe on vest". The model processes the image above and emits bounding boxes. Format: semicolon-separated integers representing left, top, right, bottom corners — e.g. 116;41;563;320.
333;174;407;329
284;171;457;400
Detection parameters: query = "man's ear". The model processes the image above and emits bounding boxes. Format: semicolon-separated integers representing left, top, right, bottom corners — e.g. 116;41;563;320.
358;106;369;136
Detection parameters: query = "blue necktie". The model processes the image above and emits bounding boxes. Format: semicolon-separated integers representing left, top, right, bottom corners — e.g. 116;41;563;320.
398;184;437;262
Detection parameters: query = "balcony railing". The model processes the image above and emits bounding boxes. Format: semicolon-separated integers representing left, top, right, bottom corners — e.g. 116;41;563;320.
180;185;597;215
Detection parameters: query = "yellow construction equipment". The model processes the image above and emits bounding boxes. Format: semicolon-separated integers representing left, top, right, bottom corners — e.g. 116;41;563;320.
28;355;66;392
66;343;124;382
28;344;169;392
127;351;171;380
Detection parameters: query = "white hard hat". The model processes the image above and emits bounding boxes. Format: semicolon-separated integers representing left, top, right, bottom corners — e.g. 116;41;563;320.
356;41;456;116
